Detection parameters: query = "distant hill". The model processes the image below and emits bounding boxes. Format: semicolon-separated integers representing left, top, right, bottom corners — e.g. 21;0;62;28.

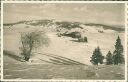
85;23;124;32
3;19;125;32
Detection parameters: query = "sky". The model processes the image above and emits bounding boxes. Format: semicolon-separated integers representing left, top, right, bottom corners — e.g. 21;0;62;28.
3;3;125;26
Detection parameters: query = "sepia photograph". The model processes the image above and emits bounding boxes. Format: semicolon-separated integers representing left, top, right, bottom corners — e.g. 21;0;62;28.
2;3;126;80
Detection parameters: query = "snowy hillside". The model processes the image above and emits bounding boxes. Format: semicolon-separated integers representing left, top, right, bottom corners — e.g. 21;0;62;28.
3;19;125;79
3;19;125;65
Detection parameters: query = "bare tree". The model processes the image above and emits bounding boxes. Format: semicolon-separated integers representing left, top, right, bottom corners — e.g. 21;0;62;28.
20;31;50;61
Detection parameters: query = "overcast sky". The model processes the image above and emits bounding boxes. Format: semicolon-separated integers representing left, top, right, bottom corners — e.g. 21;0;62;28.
3;3;124;26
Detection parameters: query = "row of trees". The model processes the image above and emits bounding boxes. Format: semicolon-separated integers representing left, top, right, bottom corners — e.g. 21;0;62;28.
90;36;124;65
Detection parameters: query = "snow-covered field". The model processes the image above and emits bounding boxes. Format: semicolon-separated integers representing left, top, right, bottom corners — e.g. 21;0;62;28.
3;23;125;65
3;21;125;79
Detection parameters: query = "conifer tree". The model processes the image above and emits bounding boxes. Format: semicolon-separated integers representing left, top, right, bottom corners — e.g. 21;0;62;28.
90;46;104;65
113;36;124;65
106;51;113;65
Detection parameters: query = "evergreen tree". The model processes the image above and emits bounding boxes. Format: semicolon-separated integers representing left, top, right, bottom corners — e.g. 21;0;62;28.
106;51;113;65
90;46;104;65
113;36;124;65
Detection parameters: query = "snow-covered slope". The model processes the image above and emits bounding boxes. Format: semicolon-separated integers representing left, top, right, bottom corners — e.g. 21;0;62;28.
3;20;125;65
